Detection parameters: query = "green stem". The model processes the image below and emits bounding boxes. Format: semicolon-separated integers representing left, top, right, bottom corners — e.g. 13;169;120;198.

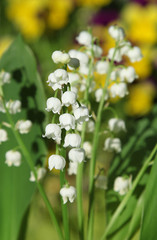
76;54;94;240
57;145;70;240
4;100;63;240
100;144;157;240
87;62;114;240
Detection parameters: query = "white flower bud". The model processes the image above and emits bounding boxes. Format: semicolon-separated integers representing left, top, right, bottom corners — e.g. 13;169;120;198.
48;155;66;171
59;113;75;131
110;70;119;81
29;167;46;182
71;86;78;94
83;141;92;158
76;31;92;46
61;53;70;64
92;45;103;58
63;133;81;148
51;51;70;64
60;186;76;204
47;69;69;91
114;176;131;195
104;137;121;153
79;64;91;75
45;97;62;114
108;25;125;41
6;100;21;114
108;118;126;133
120;41;131;55
51;51;63;64
68;161;78;175
68;148;85;163
0;71;11;85
108;48;122;62
126;46;143;63
61;91;77;107
74;106;89;124
5;150;22;167
95;88;109;102
109;83;128;98
77;120;95;132
42;124;61;143
95;61;110;74
16;120;32;134
119;66;138;83
68;58;80;69
0;129;8;144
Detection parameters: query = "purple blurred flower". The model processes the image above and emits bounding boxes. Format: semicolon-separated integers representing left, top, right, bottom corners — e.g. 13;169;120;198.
90;9;119;26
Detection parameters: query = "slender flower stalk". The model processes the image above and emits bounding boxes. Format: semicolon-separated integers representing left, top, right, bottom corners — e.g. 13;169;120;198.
101;144;157;240
76;45;94;240
2;96;64;240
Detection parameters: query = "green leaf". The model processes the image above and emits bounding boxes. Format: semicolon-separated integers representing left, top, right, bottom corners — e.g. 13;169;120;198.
139;155;157;240
0;36;48;240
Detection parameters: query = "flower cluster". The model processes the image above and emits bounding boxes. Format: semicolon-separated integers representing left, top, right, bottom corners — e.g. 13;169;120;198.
43;50;92;203
0;71;32;168
43;26;142;200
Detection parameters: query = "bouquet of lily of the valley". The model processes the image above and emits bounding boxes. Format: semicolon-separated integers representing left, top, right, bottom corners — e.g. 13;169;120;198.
0;26;157;240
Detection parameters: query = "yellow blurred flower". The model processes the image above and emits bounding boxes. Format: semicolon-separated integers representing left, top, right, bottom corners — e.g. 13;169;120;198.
126;46;152;79
47;0;74;30
121;3;157;45
6;0;74;40
0;37;13;57
125;83;155;116
76;0;111;7
6;0;46;40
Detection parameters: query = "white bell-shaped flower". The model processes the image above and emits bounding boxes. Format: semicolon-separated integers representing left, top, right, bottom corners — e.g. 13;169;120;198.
126;46;143;62
114;176;132;195
109;83;128;98
119;66;138;83
110;70;119;81
71;86;78;94
60;186;76;204
61;91;77;107
51;51;70;64
87;44;103;58
6;100;21;114
120;41;131;55
63;133;81;148
108;118;126;133
0;71;11;85
51;51;63;64
79;64;91;75
74;106;89;124
76;31;92;46
68;72;80;84
47;69;69;91
68;148;85;163
59;113;75;131
45;97;62;114
69;50;89;66
68;161;78;175
83;141;92;158
108;48;122;62
77;120;95;132
42;124;61;143
95;61;110;74
108;25;125;41
95;88;109;102
48;155;66;171
0;129;8;144
104;137;121;153
29;167;46;182
5;150;22;167
16;120;32;134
